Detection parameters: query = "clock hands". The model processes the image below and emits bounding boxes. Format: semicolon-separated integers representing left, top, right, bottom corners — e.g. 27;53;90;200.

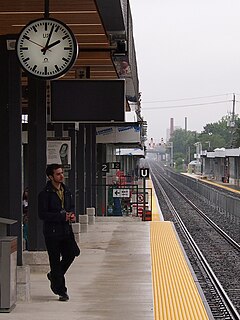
24;38;44;49
25;24;66;55
23;37;52;52
24;36;63;55
42;25;54;55
44;39;61;50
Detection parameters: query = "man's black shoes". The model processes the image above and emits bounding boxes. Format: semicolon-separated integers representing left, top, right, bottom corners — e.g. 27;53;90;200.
58;292;69;301
47;272;69;301
47;272;58;295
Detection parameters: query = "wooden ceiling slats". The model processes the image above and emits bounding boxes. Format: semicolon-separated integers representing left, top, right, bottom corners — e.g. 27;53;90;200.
0;12;102;25
78;51;111;59
0;25;105;37
76;34;107;43
64;70;117;79
92;75;118;79
50;0;97;11
78;43;110;49
64;25;103;34
91;72;117;77
0;15;42;28
90;66;115;71
75;59;113;66
52;13;102;24
0;0;96;12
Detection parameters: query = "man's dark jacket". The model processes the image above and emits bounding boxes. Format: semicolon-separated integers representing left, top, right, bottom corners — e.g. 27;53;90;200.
38;181;74;238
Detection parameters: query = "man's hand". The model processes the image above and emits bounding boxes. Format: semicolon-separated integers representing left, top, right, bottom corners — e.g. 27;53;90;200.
66;212;76;223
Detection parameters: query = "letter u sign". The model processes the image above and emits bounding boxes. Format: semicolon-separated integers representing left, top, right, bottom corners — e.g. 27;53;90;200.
140;168;149;178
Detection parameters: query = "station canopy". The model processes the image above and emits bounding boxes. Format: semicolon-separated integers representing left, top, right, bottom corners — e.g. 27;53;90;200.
0;1;118;80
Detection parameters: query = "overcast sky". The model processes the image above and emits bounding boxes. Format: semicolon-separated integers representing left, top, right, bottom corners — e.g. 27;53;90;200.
130;0;240;143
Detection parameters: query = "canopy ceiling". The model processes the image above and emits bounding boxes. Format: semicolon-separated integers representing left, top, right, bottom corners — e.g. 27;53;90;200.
0;0;118;80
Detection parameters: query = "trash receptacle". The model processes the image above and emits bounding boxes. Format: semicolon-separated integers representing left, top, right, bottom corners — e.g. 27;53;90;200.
0;236;17;312
142;210;152;221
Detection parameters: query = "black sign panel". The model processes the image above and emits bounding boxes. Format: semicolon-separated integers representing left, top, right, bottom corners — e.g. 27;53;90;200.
112;162;121;169
101;163;109;173
51;80;125;123
139;168;149;178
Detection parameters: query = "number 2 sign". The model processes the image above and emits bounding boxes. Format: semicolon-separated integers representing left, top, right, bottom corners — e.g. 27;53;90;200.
101;163;109;173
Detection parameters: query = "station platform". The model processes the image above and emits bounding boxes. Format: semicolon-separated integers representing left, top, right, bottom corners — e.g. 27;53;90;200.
182;172;240;194
3;180;213;320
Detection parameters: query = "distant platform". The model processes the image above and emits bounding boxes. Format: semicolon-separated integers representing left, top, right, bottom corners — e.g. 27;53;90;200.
182;172;240;194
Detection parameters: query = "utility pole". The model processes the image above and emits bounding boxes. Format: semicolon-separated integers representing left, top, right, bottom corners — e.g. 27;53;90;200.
230;93;236;147
168;142;173;167
232;93;235;123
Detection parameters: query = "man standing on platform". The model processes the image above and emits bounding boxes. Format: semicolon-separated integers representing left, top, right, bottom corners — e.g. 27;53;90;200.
38;163;80;301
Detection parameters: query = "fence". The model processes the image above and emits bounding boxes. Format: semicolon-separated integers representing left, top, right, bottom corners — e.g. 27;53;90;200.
95;184;152;217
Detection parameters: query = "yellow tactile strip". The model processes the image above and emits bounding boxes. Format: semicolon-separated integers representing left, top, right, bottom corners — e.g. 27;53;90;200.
150;221;209;320
147;178;162;221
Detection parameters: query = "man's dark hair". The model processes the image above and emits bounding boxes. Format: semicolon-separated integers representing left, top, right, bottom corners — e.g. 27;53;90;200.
46;164;62;177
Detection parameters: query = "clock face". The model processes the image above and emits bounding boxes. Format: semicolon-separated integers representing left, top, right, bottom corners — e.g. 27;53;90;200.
16;18;78;80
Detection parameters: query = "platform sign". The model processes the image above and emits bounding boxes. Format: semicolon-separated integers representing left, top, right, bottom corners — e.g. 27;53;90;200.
112;162;121;169
138;194;144;203
131;192;148;204
101;162;120;172
138;193;148;204
139;168;149;178
101;163;109;173
139;168;150;220
113;188;130;198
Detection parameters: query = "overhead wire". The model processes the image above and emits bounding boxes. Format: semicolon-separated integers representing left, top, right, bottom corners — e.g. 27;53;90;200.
142;100;235;110
142;93;234;104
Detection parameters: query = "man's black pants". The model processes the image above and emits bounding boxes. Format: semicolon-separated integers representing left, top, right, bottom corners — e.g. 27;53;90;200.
45;235;76;295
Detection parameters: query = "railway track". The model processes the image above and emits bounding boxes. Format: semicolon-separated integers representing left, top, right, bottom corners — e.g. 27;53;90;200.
148;160;240;319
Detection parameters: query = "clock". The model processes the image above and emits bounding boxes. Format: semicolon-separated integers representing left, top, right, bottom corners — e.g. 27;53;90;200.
16;18;78;80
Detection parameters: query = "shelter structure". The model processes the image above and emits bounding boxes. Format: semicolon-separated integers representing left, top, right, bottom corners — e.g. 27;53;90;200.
0;1;144;256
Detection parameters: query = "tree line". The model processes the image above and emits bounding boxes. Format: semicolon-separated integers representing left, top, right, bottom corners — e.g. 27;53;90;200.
168;114;240;169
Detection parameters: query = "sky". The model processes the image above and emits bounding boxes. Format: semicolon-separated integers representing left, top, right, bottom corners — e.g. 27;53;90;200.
130;0;240;143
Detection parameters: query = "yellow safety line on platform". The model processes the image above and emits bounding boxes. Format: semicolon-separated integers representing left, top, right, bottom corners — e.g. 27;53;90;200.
182;172;240;194
150;222;209;320
147;178;162;221
200;178;240;194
